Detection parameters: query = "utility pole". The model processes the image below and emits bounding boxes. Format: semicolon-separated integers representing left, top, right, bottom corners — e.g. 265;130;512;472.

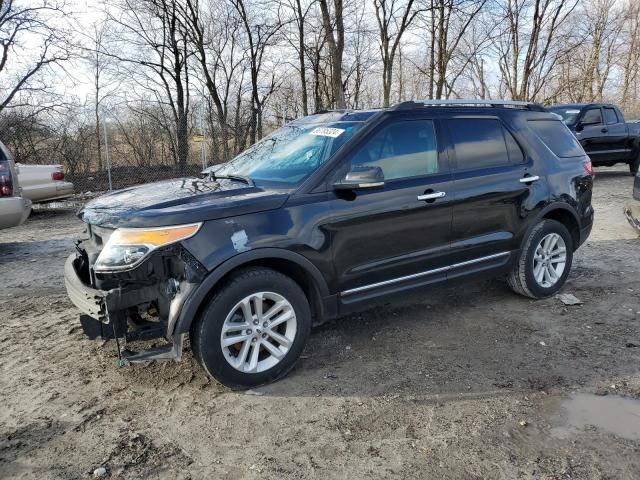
102;114;113;191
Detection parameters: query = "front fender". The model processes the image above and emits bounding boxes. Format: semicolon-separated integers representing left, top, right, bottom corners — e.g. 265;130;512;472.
171;248;330;336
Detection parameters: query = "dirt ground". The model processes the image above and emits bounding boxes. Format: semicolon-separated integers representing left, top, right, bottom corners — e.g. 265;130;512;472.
1;166;640;480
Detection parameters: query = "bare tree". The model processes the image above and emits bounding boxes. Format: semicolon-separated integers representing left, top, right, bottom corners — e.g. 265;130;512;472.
319;0;345;108
619;1;640;111
373;0;421;106
283;0;316;115
77;19;119;171
0;0;70;113
495;0;578;101
230;0;285;142
106;0;192;171
185;0;244;161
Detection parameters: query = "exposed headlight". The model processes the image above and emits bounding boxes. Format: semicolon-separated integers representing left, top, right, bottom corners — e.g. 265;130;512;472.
94;223;201;272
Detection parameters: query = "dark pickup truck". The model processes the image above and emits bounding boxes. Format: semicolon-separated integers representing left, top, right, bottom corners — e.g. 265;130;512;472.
548;103;640;174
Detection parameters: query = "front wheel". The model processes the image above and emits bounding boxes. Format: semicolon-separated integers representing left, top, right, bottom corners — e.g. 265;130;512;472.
191;267;311;389
507;219;574;299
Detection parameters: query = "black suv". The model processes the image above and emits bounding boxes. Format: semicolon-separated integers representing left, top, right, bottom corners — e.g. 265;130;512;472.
65;99;594;388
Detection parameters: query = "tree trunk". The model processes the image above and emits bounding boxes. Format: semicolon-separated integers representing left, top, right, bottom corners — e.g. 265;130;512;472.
319;0;345;108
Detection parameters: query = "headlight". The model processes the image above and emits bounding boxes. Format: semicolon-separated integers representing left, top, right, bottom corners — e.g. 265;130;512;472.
94;223;201;272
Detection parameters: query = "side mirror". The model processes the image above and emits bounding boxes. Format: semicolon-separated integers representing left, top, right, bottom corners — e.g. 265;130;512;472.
575;122;583;132
334;166;385;191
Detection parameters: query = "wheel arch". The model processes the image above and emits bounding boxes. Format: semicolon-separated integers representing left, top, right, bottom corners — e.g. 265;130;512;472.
173;248;331;336
527;204;581;251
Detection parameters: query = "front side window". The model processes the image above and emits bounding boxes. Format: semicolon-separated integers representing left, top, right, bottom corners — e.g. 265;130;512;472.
350;120;439;180
603;107;618;125
449;118;511;169
582;108;602;125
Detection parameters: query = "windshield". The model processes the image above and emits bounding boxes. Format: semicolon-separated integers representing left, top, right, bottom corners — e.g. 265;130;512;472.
548;107;581;126
209;121;365;188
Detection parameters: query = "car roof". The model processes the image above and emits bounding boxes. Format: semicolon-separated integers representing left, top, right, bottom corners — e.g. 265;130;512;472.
550;103;618;109
297;99;549;125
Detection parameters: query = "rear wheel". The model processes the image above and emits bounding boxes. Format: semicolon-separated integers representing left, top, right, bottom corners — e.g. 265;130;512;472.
191;267;311;389
507;219;573;299
630;153;640;175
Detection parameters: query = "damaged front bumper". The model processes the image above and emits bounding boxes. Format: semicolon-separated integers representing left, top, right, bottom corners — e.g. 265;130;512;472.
64;255;161;323
64;251;201;363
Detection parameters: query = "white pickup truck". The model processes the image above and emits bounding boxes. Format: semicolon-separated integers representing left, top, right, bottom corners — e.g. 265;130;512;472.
0;142;31;230
17;163;74;203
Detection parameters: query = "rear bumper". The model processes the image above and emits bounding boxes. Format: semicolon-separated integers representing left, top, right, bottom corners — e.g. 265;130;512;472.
0;197;31;230
578;206;594;248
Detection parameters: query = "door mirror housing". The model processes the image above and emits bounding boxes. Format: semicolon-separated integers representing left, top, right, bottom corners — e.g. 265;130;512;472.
334;166;385;191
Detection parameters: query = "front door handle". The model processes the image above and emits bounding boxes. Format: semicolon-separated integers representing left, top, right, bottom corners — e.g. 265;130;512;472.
519;175;540;184
601;127;608;133
417;191;446;201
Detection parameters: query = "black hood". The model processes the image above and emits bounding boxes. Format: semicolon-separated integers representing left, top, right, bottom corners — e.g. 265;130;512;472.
79;177;289;228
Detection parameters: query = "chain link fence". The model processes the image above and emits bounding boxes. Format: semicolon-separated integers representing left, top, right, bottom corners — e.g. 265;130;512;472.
0;104;279;197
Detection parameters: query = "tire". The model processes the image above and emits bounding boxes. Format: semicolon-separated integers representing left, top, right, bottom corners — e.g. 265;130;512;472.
507;219;574;299
630;154;640;175
191;267;311;389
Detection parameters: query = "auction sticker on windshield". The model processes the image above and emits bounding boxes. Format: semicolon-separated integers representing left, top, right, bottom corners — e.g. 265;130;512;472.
310;127;345;138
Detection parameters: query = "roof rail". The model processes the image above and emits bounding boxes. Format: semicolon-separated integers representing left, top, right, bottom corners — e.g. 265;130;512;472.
393;99;546;112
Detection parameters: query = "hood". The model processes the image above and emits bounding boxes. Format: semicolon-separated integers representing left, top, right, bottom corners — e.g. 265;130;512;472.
79;177;289;228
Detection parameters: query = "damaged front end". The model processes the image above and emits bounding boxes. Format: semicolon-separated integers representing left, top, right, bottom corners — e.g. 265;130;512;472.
64;223;207;364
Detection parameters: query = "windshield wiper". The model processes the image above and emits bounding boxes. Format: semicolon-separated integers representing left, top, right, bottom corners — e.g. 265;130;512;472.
208;173;255;187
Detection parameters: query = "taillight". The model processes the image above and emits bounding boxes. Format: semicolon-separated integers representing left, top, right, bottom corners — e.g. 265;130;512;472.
52;171;64;181
583;158;595;177
0;162;13;197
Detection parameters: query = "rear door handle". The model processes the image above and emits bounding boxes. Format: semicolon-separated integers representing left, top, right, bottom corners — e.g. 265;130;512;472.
519;175;540;184
417;191;446;201
601;127;608;133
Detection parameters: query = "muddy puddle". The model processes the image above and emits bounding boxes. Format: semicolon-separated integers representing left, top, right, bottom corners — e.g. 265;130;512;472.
552;393;640;440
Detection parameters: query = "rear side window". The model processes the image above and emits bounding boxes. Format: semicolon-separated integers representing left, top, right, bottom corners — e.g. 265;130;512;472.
504;128;525;164
449;118;511;169
528;120;585;158
603;107;618;125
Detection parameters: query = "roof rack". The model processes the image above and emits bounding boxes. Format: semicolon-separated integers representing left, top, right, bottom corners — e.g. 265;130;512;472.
393;99;546;112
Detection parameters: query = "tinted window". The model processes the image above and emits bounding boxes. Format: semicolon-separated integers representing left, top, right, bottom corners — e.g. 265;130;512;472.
548;107;581;126
449;119;510;169
603;107;618;125
350;120;438;180
504;128;525;164
528;120;585;158
582;108;602;125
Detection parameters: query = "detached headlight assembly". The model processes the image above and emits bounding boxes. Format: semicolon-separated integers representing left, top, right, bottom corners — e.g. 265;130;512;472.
94;223;201;272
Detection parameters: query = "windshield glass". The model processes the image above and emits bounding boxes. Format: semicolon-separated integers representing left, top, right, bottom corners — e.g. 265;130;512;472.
210;121;365;188
548;107;581;126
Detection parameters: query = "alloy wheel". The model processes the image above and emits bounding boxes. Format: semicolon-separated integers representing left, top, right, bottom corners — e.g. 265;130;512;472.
532;232;567;288
220;292;297;373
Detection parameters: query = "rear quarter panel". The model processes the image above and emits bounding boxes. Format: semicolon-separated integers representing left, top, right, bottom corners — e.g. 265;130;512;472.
515;113;593;247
